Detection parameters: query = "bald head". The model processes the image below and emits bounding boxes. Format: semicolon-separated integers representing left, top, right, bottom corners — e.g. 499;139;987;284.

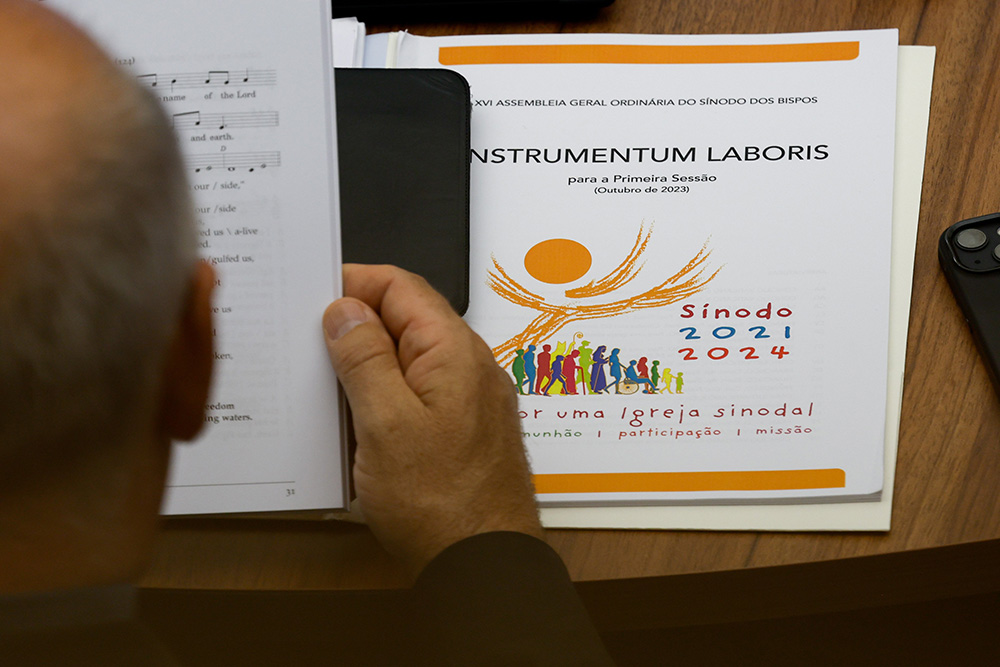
0;0;125;207
0;0;198;480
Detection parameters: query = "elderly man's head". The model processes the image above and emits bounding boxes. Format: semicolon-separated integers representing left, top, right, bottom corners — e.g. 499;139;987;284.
0;0;213;591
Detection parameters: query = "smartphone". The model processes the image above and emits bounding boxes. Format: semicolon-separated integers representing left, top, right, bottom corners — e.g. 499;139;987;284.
939;212;1000;393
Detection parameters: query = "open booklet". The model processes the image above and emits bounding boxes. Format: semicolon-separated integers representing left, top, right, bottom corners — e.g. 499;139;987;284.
348;26;935;529
49;0;349;515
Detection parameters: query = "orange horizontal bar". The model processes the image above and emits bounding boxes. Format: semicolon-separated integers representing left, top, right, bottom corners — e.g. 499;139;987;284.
439;42;859;66
533;469;846;494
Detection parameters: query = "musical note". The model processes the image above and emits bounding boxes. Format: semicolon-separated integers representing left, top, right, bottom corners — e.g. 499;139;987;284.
171;110;201;129
190;151;281;173
170;110;279;132
206;70;230;85
136;69;277;91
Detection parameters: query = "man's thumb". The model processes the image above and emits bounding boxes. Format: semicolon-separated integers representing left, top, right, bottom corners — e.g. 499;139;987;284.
322;298;406;409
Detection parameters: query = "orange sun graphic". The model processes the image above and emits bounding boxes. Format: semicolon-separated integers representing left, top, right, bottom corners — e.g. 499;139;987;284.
523;238;592;284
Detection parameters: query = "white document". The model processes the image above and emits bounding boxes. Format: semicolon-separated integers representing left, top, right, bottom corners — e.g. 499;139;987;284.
332;17;366;67
50;0;347;514
538;45;933;529
393;30;901;506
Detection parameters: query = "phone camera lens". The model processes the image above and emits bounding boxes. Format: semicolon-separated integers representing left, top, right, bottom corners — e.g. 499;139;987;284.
993;246;1000;262
956;228;988;250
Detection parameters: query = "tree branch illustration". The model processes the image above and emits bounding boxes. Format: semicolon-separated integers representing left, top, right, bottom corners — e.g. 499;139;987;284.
564;222;652;299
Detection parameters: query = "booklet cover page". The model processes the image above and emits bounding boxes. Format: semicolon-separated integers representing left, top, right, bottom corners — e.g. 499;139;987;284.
398;30;898;504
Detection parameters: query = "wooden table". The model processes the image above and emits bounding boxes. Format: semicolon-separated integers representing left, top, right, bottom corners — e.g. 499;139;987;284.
141;0;1000;637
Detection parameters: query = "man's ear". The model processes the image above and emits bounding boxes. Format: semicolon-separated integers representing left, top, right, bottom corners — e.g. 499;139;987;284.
159;261;215;441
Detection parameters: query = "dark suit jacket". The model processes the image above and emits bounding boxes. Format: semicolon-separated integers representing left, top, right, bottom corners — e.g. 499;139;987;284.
2;532;613;666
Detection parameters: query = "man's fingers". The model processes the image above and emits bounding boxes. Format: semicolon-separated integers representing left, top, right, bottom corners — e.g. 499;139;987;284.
322;297;414;416
341;264;478;379
342;264;460;340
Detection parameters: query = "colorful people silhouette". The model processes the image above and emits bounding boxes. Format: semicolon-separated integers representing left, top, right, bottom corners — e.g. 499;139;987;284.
562;350;580;395
661;366;675;394
608;348;623;393
637;356;650;379
508;341;685;398
535;344;552;394
589;345;609;394
625;360;656;393
576;340;593;395
512;349;527;395
523;344;537;395
542;354;567;396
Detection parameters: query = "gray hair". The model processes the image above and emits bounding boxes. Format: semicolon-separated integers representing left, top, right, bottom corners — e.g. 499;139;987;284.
0;58;197;474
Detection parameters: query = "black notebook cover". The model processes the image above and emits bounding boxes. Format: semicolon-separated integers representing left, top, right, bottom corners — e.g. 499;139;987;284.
335;68;471;314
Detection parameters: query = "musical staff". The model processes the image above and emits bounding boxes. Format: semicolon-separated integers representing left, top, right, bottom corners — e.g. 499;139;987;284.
189;151;280;173
171;110;280;131
137;68;277;91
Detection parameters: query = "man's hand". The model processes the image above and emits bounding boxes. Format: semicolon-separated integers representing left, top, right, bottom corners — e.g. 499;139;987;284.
322;265;543;577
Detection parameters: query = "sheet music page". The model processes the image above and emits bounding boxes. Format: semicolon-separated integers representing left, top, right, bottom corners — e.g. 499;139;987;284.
395;30;898;506
49;0;346;513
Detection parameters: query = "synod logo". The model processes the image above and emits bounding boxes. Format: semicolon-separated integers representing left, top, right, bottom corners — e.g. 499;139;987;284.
488;222;721;395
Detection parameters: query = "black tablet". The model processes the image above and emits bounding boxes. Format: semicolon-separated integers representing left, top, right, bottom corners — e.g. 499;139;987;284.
336;68;471;314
